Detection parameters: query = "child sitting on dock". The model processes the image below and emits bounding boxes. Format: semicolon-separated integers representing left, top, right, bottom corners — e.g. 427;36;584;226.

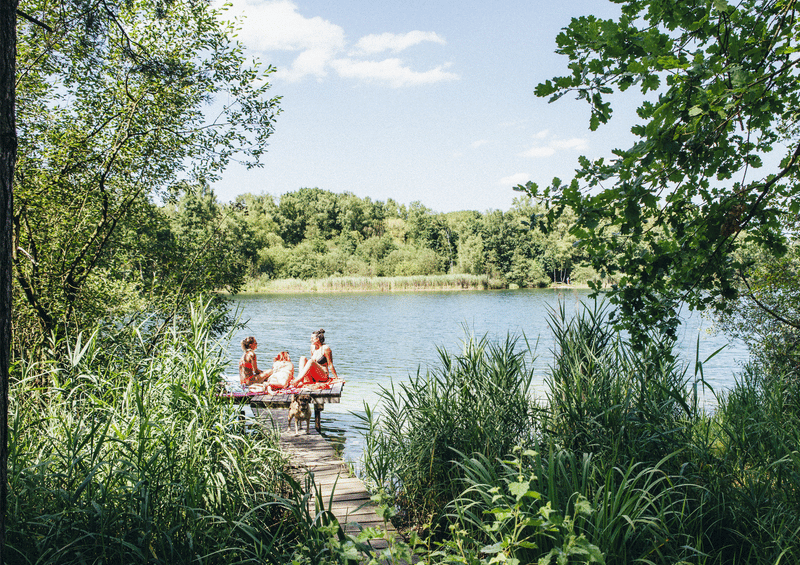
243;351;295;394
263;351;295;393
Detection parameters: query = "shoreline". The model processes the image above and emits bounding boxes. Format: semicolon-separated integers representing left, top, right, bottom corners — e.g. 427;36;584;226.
229;274;597;295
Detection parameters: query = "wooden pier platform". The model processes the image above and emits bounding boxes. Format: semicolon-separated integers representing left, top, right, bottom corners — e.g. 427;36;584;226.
253;407;397;552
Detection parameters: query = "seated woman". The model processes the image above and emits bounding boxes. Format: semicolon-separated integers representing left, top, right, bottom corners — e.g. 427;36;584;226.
263;351;295;393
292;328;338;387
239;336;267;387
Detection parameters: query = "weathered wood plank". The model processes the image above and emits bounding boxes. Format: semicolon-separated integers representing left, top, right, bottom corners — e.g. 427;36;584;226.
267;414;397;539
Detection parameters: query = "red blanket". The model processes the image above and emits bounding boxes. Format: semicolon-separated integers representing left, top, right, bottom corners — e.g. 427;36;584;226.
219;377;343;398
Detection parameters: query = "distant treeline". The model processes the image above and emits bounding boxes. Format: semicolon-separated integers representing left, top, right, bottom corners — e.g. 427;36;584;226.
224;187;602;288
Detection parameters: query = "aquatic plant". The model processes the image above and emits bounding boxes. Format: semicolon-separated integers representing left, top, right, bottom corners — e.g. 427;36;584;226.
356;332;538;532
6;299;294;564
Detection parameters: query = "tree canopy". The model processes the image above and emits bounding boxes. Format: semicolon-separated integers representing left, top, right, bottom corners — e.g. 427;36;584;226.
12;0;280;351
223;188;591;288
525;0;800;343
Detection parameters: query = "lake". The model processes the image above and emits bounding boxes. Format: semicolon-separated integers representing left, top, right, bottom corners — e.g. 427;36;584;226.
226;288;749;467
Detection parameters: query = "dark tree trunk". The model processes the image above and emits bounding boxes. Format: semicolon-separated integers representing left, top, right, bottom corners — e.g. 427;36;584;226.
0;1;17;560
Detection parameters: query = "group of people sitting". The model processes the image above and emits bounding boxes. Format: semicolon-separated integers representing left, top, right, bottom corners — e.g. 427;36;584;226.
238;328;339;393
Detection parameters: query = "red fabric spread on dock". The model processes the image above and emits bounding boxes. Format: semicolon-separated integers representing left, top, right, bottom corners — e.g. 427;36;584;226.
219;377;344;398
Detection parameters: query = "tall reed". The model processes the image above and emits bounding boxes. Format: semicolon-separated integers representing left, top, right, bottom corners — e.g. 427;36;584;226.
242;273;498;293
697;361;800;564
356;333;539;531
543;299;696;468
6;299;295;564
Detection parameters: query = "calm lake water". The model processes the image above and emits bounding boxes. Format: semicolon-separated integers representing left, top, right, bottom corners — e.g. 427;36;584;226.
226;288;749;467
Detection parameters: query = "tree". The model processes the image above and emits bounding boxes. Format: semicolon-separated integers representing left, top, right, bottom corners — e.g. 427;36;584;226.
713;240;800;376
0;1;16;557
525;0;800;343
114;183;256;337
12;0;279;350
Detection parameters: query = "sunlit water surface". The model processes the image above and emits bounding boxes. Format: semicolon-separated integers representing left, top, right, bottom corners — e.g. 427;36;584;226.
226;289;748;468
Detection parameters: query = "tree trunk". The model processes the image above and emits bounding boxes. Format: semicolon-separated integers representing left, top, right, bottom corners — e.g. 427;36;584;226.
0;1;18;559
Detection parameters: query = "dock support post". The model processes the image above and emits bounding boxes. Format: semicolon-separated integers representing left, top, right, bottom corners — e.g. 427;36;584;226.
314;402;323;432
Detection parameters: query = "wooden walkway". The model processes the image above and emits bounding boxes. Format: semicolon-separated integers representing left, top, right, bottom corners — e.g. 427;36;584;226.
253;407;397;552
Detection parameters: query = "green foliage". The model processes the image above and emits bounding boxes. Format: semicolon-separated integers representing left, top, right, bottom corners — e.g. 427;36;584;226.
355;333;538;531
6;299;293;563
525;0;800;344
543;300;695;465
224;190;590;289
442;448;605;565
13;0;280;352
711;241;800;379
569;264;603;286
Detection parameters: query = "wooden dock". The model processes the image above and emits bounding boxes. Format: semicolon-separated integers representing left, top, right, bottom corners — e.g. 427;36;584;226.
253;407;397;552
224;381;345;432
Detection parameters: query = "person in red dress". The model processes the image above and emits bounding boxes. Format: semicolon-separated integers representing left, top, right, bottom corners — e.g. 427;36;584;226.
292;329;338;387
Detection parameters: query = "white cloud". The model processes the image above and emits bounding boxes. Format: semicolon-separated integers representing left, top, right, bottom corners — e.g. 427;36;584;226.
471;139;489;149
520;135;588;158
551;137;589;151
281;48;335;81
223;0;345;53
218;0;457;87
218;0;344;81
332;58;458;88
351;31;446;55
521;146;556;158
532;129;550;139
499;173;530;186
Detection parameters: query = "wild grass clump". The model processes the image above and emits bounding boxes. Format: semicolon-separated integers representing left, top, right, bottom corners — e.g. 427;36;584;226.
443;447;690;564
5;299;321;564
242;273;497;293
694;361;800;564
358;299;800;564
543;300;696;468
357;333;538;532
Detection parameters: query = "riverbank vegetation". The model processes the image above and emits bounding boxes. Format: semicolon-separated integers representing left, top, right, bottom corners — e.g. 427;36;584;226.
241;273;503;293
225;188;603;291
357;302;800;564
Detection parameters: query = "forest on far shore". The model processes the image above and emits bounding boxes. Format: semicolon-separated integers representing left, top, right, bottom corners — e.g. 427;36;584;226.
221;186;598;288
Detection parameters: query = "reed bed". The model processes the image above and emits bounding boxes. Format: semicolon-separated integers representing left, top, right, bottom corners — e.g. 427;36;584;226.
5;299;377;564
241;273;502;294
355;333;540;532
357;299;800;564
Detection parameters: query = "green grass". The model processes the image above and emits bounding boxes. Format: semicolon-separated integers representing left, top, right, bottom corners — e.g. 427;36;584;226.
355;298;800;564
240;273;504;293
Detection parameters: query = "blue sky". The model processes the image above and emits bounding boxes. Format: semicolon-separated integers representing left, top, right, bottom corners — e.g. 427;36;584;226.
213;0;643;213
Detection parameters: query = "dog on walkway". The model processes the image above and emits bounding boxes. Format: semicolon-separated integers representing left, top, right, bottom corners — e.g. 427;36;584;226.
287;394;313;434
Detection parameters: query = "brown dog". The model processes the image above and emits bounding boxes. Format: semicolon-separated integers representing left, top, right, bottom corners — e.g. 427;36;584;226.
287;393;313;434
